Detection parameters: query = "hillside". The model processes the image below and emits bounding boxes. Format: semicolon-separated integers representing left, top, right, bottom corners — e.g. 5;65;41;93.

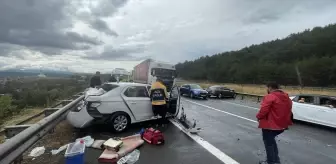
0;69;73;78
176;24;336;87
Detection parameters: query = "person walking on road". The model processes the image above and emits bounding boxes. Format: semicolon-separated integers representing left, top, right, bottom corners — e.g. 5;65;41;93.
257;82;293;164
90;71;102;88
149;78;169;127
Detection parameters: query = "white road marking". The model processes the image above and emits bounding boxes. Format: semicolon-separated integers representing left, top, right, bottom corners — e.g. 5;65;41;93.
221;101;259;110
169;119;240;164
184;99;258;123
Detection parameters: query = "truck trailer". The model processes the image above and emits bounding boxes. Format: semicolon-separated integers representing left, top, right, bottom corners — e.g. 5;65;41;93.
133;59;176;91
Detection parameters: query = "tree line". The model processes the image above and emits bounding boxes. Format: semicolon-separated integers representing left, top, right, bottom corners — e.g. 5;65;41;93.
0;78;87;121
176;24;336;87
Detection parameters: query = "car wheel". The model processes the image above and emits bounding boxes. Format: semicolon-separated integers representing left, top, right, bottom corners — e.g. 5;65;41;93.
218;93;223;99
190;92;194;99
203;97;208;100
110;113;130;132
291;113;294;121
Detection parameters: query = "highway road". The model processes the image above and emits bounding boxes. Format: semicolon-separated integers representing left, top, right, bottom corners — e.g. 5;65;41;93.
181;97;336;164
26;97;336;164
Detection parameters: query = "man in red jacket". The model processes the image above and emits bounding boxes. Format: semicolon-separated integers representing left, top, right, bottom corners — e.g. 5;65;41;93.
257;82;293;164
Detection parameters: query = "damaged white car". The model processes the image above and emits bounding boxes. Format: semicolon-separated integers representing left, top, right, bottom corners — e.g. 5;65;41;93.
67;82;180;132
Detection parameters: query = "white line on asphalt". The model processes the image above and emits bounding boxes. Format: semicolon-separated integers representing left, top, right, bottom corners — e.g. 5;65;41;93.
184;99;258;123
169;119;240;164
221;101;259;110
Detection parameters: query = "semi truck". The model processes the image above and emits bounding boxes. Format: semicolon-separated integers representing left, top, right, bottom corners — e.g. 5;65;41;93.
133;59;176;91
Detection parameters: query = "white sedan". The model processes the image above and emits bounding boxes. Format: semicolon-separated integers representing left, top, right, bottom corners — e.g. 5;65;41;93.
67;82;180;132
290;94;336;128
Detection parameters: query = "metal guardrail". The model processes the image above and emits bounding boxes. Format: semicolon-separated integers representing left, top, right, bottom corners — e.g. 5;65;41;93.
235;92;264;103
0;95;79;137
0;94;84;164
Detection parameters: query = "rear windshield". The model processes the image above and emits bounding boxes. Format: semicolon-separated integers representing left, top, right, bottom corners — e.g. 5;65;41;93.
101;84;119;92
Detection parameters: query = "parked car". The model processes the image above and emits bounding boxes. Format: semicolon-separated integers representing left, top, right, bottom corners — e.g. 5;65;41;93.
179;84;208;100
290;94;336;128
67;82;180;132
205;85;235;98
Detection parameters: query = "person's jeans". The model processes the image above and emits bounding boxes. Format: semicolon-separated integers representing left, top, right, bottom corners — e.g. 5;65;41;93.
262;129;284;164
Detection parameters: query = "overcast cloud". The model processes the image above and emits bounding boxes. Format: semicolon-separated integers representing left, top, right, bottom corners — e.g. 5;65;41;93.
1;0;336;73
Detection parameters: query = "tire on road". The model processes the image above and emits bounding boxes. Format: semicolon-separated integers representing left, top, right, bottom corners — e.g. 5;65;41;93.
190;92;194;99
109;112;131;133
218;93;223;99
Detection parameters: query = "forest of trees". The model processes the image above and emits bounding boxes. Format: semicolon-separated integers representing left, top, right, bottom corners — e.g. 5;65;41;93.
0;78;87;121
176;24;336;87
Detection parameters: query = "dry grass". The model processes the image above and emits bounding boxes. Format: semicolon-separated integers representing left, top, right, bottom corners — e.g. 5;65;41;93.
0;108;43;143
0;108;43;131
177;81;336;96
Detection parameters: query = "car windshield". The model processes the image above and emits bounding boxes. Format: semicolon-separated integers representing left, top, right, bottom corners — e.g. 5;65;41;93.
190;84;202;89
152;68;176;78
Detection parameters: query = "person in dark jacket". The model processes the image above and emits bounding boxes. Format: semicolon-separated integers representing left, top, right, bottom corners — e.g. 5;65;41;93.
90;71;102;88
108;75;117;82
257;82;293;164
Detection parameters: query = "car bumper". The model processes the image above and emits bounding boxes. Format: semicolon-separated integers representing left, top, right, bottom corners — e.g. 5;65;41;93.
66;105;94;129
194;93;208;98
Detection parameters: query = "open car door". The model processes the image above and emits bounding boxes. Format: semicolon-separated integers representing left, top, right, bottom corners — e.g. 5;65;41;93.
167;85;180;117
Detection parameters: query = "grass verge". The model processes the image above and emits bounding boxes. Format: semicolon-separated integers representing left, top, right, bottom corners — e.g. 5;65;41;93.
0;108;43;143
177;81;336;96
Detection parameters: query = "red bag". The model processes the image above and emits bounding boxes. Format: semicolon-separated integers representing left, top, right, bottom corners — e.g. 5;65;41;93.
142;128;164;145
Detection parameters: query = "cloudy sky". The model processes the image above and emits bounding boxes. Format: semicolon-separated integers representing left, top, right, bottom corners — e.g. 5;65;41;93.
1;0;336;73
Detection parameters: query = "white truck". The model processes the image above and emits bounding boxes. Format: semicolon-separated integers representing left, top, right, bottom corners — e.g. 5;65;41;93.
133;59;177;91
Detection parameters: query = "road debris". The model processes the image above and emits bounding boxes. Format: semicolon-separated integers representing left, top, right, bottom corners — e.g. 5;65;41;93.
98;134;144;163
65;140;85;164
117;149;140;164
28;146;45;157
51;144;68;155
91;140;106;149
75;135;94;147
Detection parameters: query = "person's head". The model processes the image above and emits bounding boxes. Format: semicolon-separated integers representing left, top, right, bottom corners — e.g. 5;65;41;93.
266;82;280;94
96;71;100;76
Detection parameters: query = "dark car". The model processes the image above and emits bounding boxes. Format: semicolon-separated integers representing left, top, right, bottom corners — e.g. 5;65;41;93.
179;84;208;100
206;85;235;98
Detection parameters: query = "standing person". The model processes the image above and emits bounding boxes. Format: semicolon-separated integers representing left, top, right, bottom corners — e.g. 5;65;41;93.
90;71;102;88
108;74;117;82
257;82;293;164
149;78;169;127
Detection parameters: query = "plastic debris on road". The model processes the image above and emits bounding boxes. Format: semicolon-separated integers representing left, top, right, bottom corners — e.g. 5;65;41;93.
51;144;68;155
91;140;106;149
29;146;45;157
76;136;94;147
117;149;140;164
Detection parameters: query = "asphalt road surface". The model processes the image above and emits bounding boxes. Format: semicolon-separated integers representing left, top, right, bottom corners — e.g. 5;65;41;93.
70;120;223;164
181;97;336;164
63;97;336;164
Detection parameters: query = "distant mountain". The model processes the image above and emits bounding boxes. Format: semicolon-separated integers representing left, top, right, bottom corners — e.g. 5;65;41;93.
0;68;73;78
